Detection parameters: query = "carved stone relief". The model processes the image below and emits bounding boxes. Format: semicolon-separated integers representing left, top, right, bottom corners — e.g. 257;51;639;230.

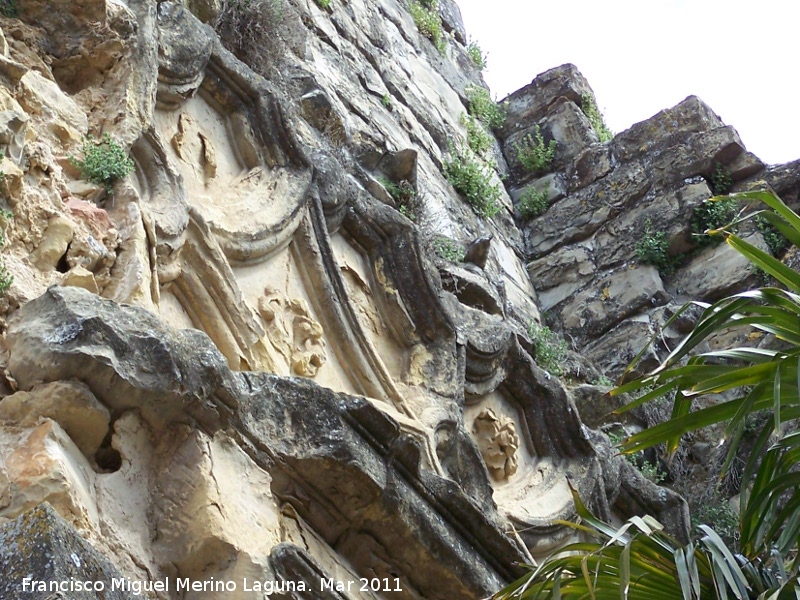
472;408;520;480
258;288;327;377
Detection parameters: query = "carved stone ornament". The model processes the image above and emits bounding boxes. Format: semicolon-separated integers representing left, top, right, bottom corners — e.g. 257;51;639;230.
473;408;520;480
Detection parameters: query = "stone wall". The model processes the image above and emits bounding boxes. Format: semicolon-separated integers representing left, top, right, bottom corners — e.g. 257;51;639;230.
0;0;795;598
497;64;800;381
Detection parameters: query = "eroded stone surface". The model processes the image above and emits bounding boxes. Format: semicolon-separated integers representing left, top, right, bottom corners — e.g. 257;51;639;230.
0;0;792;595
0;503;134;600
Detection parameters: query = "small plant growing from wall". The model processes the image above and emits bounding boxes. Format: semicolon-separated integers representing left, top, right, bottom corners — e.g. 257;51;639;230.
380;177;417;222
0;0;17;18
460;113;493;160
314;0;331;7
691;196;739;247
465;85;505;130
606;429;666;484
528;322;568;377
580;93;613;142
635;218;675;275
443;141;502;218
709;162;733;195
434;235;465;262
70;134;135;192
517;183;549;220
381;94;392;109
514;125;556;175
409;0;445;54
466;38;486;70
755;214;788;256
0;209;12;296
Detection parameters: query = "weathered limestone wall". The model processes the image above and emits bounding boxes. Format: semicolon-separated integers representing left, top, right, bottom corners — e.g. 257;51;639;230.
0;0;796;598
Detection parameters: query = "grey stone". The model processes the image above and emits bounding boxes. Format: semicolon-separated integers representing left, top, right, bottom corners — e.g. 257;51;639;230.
583;316;662;379
5;286;528;599
568;143;614;191
613;96;724;163
438;0;467;44
0;503;135;599
509;172;567;206
525;160;649;257
497;63;594;140
559;266;669;340
671;232;767;300
592;181;712;269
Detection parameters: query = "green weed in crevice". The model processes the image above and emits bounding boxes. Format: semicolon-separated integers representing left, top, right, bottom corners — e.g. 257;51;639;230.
465;85;505;130
691;196;739;247
580;93;613;142
514;124;556;175
409;0;445;54
69;133;135;192
0;0;17;18
528;322;568;377
380;177;416;221
466;38;486;70
517;184;549;220
460;113;493;160
434;236;465;262
443;140;501;218
755;214;788;256
636;218;678;276
709;162;733;195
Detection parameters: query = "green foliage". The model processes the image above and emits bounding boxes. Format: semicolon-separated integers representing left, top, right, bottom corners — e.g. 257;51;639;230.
517;184;549;220
638;460;666;484
409;1;445;54
465;86;505;130
460;113;493;160
381;94;392;109
580;93;613;142
69;134;134;192
398;204;414;221
380;177;416;221
755;214;788;256
433;236;465;262
635;218;675;275
606;429;666;484
710;162;733;195
497;190;800;600
514;125;556;175
494;488;765;600
0;0;17;18
528;323;568;377
381;178;415;204
0;261;11;296
691;498;739;549
0;217;12;296
466;38;486;70
443;141;501;218
691;196;739;246
615;190;800;576
314;0;331;7
592;374;613;386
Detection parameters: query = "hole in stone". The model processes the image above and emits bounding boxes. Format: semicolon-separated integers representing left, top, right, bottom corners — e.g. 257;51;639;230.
56;245;71;274
94;430;122;473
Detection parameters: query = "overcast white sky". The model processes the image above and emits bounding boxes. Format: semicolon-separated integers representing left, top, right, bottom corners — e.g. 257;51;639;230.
455;0;799;165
